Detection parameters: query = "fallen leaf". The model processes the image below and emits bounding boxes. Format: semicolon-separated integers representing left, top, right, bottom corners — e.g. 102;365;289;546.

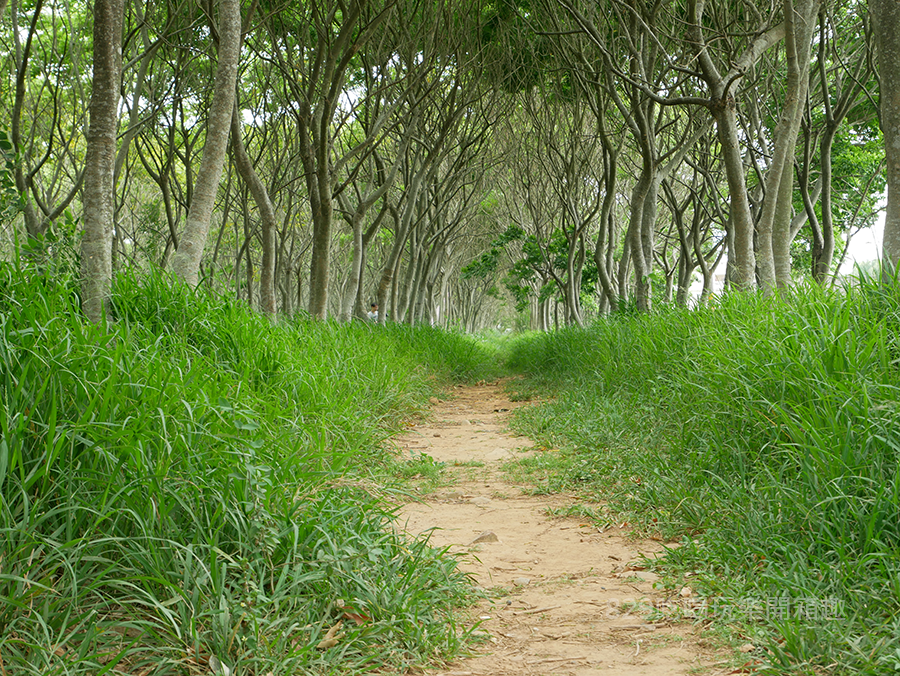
317;620;343;649
467;531;499;545
342;610;370;625
336;598;370;625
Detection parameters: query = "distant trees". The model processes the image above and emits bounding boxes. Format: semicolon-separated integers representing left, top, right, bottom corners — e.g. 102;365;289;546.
9;0;86;243
0;0;895;328
503;0;883;316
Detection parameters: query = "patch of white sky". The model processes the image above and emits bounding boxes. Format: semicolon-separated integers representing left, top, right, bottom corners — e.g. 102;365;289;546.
840;205;884;273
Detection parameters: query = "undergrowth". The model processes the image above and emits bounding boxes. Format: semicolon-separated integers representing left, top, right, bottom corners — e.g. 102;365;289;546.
0;264;496;675
505;274;900;675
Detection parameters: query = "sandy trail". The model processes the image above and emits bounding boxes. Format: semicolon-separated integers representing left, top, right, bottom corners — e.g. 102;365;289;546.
393;381;723;676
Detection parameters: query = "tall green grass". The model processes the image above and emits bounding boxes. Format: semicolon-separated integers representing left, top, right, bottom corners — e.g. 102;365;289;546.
0;264;494;675
505;276;900;675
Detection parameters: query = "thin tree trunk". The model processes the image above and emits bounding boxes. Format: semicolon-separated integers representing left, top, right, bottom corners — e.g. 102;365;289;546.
12;0;48;239
617;236;632;302
714;104;757;289
230;102;277;315
377;169;426;323
594;138;619;311
628;171;652;310
688;0;784;289
871;0;900;269
80;0;123;323
565;235;583;325
113;0;156;186
304;103;334;318
170;0;241;286
241;196;254;305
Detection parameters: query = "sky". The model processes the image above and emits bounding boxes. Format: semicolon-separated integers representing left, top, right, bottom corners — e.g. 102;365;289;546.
839;213;884;274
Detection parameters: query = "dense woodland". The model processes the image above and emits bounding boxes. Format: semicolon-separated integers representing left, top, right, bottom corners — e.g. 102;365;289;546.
2;0;898;329
4;2;900;674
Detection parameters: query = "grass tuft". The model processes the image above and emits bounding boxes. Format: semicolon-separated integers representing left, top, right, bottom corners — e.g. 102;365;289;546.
0;264;497;674
505;276;900;674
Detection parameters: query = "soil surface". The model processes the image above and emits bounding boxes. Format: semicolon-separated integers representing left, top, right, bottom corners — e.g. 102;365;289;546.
392;381;725;676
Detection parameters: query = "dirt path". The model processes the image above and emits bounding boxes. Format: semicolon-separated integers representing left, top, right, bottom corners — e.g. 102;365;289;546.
393;381;722;676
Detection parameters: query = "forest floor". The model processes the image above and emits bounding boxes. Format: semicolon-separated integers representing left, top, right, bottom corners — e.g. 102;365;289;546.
391;381;732;676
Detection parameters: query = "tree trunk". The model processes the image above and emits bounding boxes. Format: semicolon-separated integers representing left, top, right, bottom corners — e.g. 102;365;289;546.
594;161;619;311
240;194;254;305
113;0;157;186
340;202;389;322
304;104;334;319
628;170;652;310
377;169;428;323
872;0;900;269
230;102;277;315
170;0;241;286
755;0;819;292
813;123;842;281
564;234;583;325
340;211;366;323
688;0;784;290
617;236;632;302
713;102;757;289
80;0;123;323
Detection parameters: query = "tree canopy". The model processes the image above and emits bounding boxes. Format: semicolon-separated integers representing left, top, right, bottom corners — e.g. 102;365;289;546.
0;0;894;327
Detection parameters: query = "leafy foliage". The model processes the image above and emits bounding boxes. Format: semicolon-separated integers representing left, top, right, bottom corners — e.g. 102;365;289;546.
461;224;524;281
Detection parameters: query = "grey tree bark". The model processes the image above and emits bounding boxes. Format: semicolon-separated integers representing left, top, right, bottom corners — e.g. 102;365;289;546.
170;0;241;286
688;0;785;290
872;0;900;269
80;0;124;323
230;101;277;315
755;0;820;292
